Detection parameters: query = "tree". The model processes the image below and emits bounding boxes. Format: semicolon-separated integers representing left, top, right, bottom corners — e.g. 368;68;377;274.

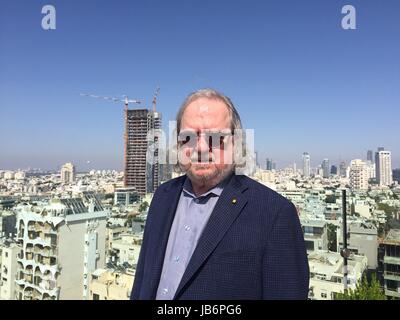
139;201;149;213
334;274;386;300
327;223;337;252
378;203;397;215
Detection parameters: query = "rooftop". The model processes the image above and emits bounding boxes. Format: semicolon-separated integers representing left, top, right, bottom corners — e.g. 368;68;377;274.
300;219;326;228
384;229;400;244
308;251;367;280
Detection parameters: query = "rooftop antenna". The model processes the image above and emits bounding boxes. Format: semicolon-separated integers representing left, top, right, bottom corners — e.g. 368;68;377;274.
340;189;350;292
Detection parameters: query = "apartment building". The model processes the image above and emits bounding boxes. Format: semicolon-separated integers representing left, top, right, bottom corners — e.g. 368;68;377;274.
301;219;328;253
337;222;378;269
379;229;400;299
15;194;108;300
308;251;367;300
89;268;135;300
0;239;19;300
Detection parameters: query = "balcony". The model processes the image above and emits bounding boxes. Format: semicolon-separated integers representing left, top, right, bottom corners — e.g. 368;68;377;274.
39;279;57;291
41;248;58;258
24;274;33;283
27;231;39;240
43;227;57;235
384;256;400;265
15;279;25;286
384;271;400;281
26;252;34;260
26;246;34;253
22;268;33;276
37;256;57;267
384;288;400;298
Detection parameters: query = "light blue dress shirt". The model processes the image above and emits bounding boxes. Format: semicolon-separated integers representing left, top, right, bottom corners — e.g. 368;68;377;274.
156;177;226;300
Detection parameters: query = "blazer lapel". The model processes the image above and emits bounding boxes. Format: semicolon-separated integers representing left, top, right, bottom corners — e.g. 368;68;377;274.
174;175;248;299
147;176;185;298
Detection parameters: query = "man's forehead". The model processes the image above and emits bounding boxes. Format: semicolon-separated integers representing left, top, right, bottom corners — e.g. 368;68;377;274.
181;98;230;129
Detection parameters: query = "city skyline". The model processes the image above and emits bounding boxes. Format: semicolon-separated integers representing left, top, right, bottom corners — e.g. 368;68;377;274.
0;147;396;173
1;1;400;170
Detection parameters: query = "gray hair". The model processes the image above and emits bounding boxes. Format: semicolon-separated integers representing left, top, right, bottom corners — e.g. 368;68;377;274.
176;88;242;134
173;89;255;175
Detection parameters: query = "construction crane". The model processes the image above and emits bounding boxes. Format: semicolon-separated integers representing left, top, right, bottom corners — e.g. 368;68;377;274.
152;86;160;112
80;93;142;111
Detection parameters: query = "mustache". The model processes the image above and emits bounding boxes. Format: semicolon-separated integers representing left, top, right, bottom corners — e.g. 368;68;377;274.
190;152;216;164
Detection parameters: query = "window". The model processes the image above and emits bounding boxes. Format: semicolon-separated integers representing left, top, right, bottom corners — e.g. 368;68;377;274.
321;292;327;298
304;226;313;235
305;241;315;251
93;293;100;300
5;252;8;258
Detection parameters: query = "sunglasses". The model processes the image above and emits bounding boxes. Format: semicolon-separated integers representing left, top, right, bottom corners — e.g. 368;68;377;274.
178;130;232;149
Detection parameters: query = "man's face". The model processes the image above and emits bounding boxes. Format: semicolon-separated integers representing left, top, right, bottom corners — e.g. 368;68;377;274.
178;97;234;185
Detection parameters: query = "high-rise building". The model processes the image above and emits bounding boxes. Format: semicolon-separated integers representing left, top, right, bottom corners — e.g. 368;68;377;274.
367;150;374;163
146;110;162;194
60;163;75;184
375;150;393;186
0;239;19;300
266;158;273;171
272;161;277;171
15;193;108;300
0;211;17;238
124;109;161;196
322;159;330;178
378;147;385;152
255;151;259;168
393;169;400;183
339;161;347;177
379;229;400;299
302;153;311;178
330;165;338;175
349;159;369;190
366;161;376;179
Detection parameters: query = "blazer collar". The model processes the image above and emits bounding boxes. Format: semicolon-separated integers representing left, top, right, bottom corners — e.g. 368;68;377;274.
173;174;249;299
147;175;186;298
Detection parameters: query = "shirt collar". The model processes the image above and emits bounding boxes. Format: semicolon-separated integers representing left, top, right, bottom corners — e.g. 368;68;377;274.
182;174;231;199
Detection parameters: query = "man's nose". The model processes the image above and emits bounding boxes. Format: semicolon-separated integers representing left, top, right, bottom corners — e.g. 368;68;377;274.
195;134;210;154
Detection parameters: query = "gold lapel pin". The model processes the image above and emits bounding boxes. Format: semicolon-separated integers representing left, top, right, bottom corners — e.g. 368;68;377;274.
232;198;237;204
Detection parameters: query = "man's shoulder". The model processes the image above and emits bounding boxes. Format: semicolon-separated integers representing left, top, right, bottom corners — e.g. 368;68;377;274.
155;175;186;193
235;175;292;206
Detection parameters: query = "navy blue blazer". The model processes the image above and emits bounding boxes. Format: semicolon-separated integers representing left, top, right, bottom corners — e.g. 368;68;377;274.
131;174;309;300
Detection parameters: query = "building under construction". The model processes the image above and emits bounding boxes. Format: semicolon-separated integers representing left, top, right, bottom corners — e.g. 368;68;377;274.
124;106;162;197
81;89;162;197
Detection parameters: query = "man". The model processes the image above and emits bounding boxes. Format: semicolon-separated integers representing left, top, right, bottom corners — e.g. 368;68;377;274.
131;89;309;300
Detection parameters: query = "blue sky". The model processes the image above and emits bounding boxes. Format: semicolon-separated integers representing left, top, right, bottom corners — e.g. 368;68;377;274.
1;0;399;171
